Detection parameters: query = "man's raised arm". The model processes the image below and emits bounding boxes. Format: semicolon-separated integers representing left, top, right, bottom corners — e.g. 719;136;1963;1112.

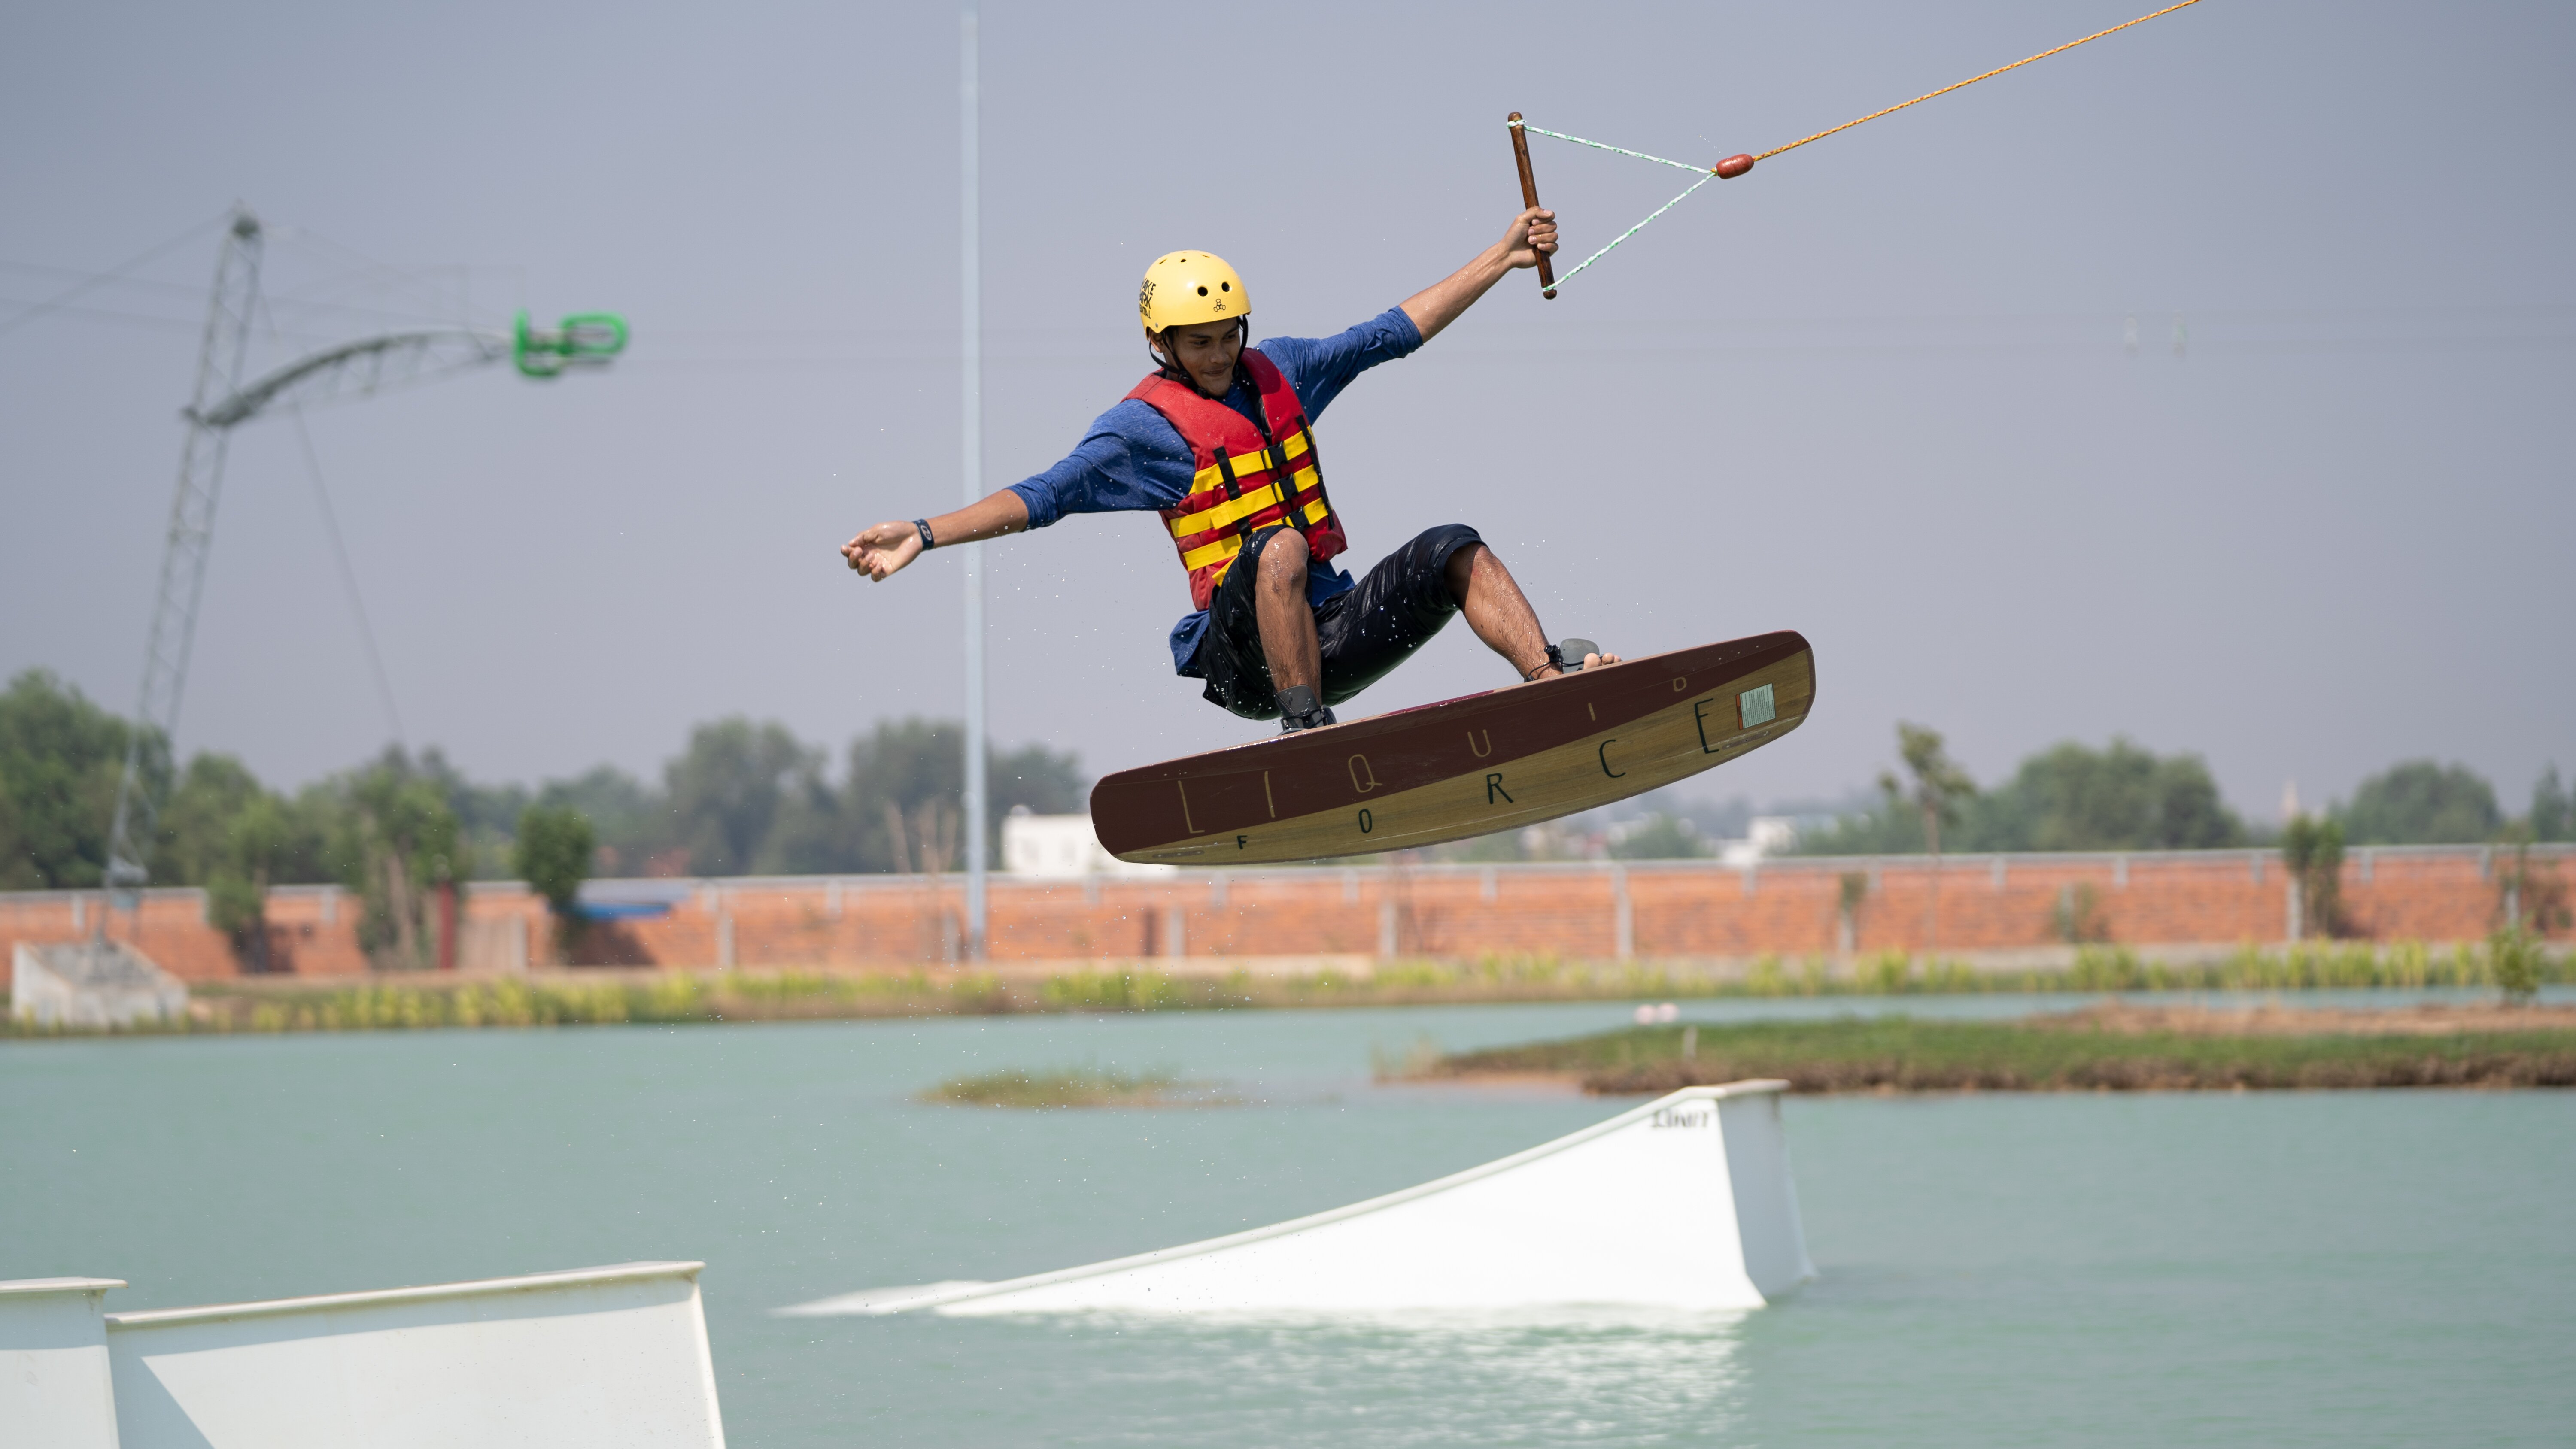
841;488;1030;582
1398;206;1559;343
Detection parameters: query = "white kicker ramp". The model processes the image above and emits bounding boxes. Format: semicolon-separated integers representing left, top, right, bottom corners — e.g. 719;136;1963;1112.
1;1262;725;1449
0;1278;126;1449
786;1081;1814;1317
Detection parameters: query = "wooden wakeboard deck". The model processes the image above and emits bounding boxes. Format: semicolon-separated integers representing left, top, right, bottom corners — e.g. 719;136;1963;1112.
1091;631;1814;865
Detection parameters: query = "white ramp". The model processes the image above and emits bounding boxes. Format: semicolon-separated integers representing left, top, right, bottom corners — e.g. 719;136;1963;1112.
0;1278;127;1449
12;941;187;1029
0;1262;726;1449
785;1082;1813;1317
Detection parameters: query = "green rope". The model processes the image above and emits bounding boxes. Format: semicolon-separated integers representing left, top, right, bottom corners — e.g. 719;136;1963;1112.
1516;124;1710;176
1514;120;1725;293
1543;171;1718;291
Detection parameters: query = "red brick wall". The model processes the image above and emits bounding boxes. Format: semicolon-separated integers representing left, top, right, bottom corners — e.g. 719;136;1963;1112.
3;845;2563;980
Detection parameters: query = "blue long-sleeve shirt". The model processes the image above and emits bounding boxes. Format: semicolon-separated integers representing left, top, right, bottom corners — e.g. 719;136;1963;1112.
1006;306;1425;673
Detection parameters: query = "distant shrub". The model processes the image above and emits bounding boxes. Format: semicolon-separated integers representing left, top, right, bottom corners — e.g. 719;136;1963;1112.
2338;761;2501;844
514;805;596;943
2491;928;2545;1005
920;1066;1217;1108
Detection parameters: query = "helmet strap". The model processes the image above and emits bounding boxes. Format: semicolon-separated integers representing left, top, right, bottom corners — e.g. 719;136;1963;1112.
1147;329;1187;384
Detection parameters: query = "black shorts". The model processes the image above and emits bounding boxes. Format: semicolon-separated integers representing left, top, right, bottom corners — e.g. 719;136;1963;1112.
1191;523;1485;721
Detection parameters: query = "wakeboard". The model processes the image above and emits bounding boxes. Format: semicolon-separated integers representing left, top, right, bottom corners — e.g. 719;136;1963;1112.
1090;630;1813;865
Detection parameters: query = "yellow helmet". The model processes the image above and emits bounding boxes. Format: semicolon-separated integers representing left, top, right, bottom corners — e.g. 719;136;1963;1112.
1139;251;1248;335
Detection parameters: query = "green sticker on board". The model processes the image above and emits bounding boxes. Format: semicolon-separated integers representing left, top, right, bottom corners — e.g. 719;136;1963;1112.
1738;683;1776;728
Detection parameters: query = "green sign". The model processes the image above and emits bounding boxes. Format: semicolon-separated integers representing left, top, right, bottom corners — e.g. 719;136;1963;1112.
514;311;629;378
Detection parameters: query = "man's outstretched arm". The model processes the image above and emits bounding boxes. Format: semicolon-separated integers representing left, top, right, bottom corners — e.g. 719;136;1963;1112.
842;488;1030;581
1398;206;1558;343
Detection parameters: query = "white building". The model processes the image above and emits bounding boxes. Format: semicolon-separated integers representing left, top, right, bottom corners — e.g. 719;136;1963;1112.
1000;809;1176;879
1719;815;1801;867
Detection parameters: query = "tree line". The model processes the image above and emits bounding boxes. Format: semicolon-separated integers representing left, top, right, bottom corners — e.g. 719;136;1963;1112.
1801;724;2569;856
0;669;1083;966
6;668;2565;940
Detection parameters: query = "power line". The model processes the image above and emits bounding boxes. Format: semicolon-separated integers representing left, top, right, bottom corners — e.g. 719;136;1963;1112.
286;406;407;749
264;227;498;331
250;278;409;752
0;209;233;344
0;258;226;301
0;245;514;338
0;295;283;339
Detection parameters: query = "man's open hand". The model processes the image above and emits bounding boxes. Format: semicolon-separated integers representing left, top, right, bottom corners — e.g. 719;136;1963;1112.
842;521;923;581
1501;206;1558;271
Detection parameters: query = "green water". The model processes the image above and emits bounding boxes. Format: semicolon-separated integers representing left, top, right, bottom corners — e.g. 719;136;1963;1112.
7;997;2572;1446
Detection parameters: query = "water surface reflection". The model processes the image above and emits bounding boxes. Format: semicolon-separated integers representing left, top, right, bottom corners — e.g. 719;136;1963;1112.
892;1308;1749;1446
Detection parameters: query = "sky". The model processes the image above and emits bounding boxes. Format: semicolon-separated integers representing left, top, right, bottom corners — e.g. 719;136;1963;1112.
2;0;2570;825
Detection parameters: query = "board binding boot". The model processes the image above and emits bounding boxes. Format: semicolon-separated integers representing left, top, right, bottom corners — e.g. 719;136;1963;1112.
1276;685;1337;734
1526;639;1603;679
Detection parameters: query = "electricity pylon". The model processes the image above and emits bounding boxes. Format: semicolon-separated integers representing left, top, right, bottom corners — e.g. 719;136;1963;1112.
100;204;626;907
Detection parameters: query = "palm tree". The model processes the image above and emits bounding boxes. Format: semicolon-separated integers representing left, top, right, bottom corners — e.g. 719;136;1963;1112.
1880;723;1976;952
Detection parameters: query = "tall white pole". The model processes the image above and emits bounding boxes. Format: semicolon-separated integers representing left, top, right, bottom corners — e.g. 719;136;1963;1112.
959;2;988;958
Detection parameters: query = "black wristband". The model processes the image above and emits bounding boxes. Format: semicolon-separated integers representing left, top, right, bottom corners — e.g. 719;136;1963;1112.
913;518;935;551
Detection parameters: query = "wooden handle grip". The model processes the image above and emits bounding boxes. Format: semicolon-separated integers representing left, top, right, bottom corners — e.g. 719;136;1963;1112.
1506;113;1558;300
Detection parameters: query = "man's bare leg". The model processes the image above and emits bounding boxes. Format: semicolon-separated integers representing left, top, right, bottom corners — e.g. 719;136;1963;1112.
1255;530;1323;695
1445;543;1618;680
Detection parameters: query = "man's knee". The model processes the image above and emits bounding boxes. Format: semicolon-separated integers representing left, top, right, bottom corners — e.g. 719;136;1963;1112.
1257;529;1310;590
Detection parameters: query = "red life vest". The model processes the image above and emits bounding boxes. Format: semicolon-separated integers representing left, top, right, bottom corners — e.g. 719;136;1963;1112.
1126;349;1347;612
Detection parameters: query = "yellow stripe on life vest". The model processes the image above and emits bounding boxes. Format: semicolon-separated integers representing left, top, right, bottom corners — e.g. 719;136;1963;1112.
1179;535;1238;572
1170;476;1280;537
1180;428;1311;495
1174;480;1334;573
1169;465;1323;540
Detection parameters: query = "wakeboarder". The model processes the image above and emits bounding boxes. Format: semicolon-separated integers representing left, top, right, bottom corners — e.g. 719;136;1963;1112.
841;205;1618;732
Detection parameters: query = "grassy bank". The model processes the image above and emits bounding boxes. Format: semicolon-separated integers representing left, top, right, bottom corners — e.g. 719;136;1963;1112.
1429;1007;2576;1094
1;971;986;1037
2;966;1410;1037
920;1066;1225;1109
2;938;2567;1039
1342;939;2567;1000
